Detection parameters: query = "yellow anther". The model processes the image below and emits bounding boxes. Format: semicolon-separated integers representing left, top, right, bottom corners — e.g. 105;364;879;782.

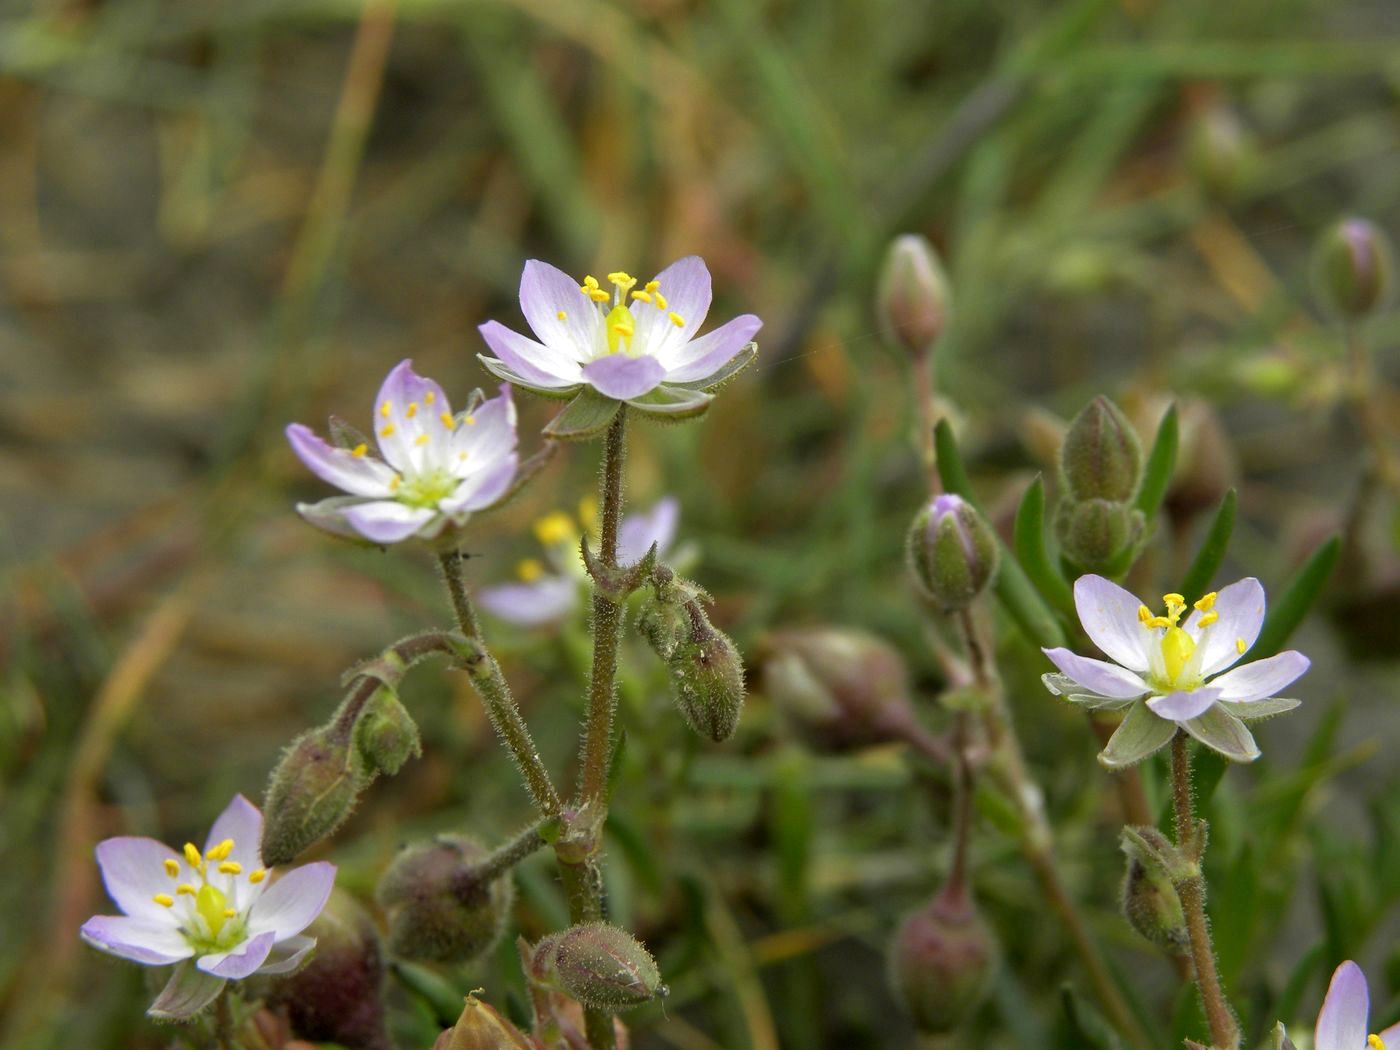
184;843;203;869
218;861;243;875
414;433;430;446
630;290;653;303
352;443;367;457
207;839;235;862
1198;611;1220;628
1193;592;1217;612
249;869;266;884
587;288;611;303
605;304;636;354
645;280;661;293
668;312;685;327
607;271;636;291
533;512;575;547
406;402;418;418
464;415;477;426
582;274;600;289
163;858;180;877
153;894;175;907
223;908;237;919
380;424;396;438
424;390;436;404
1368;1035;1386;1050
654;292;668;310
440;412;455;429
1145;616;1172;630
389;476;401;492
176;884;197;896
557;310;568;320
380;400;391;418
517;558;545;582
1236;637;1247;654
1138;605;1153;625
1163;593;1185;605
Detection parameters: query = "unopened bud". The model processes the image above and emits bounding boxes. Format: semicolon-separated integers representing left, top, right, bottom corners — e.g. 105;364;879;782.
1119;827;1188;956
907;494;998;611
1186;104;1252;200
532;922;666;1013
1314;217;1393;320
888;885;998;1034
668;607;745;743
876;234;951;358
354;686;422;776
1060;396;1143;503
438;994;535;1050
266;890;391;1050
1267;1022;1298;1050
376;835;513;963
1055;498;1142;574
261;723;369;866
761;627;917;751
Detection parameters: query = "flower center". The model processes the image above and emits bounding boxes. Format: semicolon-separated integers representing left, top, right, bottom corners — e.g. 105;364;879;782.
395;469;457;508
1138;591;1219;687
576;271;687;359
151;838;268;952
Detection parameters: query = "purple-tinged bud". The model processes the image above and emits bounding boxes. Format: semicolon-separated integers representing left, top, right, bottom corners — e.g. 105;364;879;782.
1055;497;1142;575
668;607;745;743
532;923;666;1013
354;686;422;776
375;835;513;963
907;494;998;611
888;884;998;1034
760;626;919;752
436;994;536;1050
1060;396;1142;503
1119;827;1188;956
1314;217;1393;319
876;234;951;358
266;890;391;1050
261;722;370;867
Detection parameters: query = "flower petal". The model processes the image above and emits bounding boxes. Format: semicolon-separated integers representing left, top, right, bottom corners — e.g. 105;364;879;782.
1186;577;1265;676
451;384;517;476
581;354;667;400
1041;648;1150;698
520;260;598;359
247;862;336;941
1207;650;1309;702
440;453;518;516
633;256;712;358
1098;701;1177;770
1182;705;1260;763
1377;1021;1400;1046
203;794;264;875
1315;960;1369;1050
341;501;436;544
95;837;186;922
253;934;316;976
296;497;379;542
1073;575;1153;672
286;425;398;498
197;931;277;979
371;360;456;475
477;576;580;626
617;497;680;565
478;321;582;389
1147;687;1221;722
660;314;762;382
81;915;194;965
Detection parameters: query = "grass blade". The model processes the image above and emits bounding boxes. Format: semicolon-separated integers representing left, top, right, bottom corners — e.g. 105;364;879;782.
1178;489;1237;601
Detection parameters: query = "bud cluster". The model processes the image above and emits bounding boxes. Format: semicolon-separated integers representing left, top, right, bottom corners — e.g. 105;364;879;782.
1054;396;1146;574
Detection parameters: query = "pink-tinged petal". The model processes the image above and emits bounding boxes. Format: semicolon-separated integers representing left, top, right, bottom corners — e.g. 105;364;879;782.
371;360;455;474
253;935;316;976
95;837;185;922
582;354;667;400
440;454;518;515
1041;648;1151;698
341;501;436;544
203;794;263;873
285;425;397;498
81;915;193;965
659;314;762;382
478;576;580;626
1073;575;1153;672
633;256;712;357
246;862;336;941
1208;650;1310;702
519;260;598;358
1186;577;1265;676
1377;1021;1400;1045
1146;687;1221;722
451;385;517;475
1315;960;1368;1050
197;931;277;979
478;321;582;389
617;498;680;564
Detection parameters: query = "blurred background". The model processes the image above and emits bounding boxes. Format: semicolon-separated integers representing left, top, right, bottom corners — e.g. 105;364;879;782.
3;0;1400;1046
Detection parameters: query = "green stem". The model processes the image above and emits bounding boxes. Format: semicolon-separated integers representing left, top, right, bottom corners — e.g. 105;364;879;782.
438;550;482;638
1171;733;1239;1050
476;821;550;884
213;992;234;1050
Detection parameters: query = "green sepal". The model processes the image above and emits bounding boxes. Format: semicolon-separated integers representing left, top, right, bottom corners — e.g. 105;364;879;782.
543;388;623;441
1181;705;1259;763
1244;533;1341;663
626;384;714;420
1098;701;1176;770
477;355;579;401
1178;488;1237;601
1268;1022;1299;1050
147;960;225;1022
1133;404;1178;520
1014;475;1075;618
1217;696;1300;721
676;343;758;391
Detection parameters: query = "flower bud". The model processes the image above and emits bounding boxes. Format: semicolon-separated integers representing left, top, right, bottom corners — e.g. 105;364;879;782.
1119;827;1188;956
1314;217;1393;319
1060;396;1143;503
437;994;535;1050
668;612;745;743
876;234;951;358
532;922;667;1013
266;890;392;1050
1267;1022;1298;1050
353;686;422;776
376;835;514;963
907;494;998;611
760;627;918;751
1055;497;1142;574
888;885;998;1034
1186;103;1252;200
261;722;369;867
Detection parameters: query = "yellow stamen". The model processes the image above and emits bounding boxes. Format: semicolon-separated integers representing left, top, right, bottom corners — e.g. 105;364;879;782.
183;843;203;869
424;390;436;404
406;402;418;418
607;271;636;291
668;311;685;327
1236;637;1247;654
390;476;401;492
223;908;237;919
644;280;660;293
533;512;575;547
153;894;175;907
352;443;367;457
248;869;266;884
587;288;611;303
582;274;600;289
605;304;636;354
557;310;568;320
1161;626;1196;684
654;292;668;310
1145;616;1172;630
176;883;197;896
218;861;242;875
630;290;653;303
517;558;545;582
464;415;477;426
1193;592;1217;612
207;839;234;862
414;433;430;446
1198;611;1219;627
1138;605;1153;625
380;400;391;418
163;858;180;877
1367;1036;1386;1050
196;884;230;937
380;424;396;438
440;412;455;429
1163;593;1185;606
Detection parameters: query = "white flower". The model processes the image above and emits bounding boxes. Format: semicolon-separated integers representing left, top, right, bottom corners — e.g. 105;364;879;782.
1309;960;1399;1050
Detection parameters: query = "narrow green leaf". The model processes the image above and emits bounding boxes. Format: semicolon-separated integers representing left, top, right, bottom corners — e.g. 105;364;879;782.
935;420;1066;648
1134;404;1178;518
1178;489;1237;601
391;960;469;1025
1014;476;1075;618
1059;984;1126;1050
543;388;622;441
1245;534;1341;662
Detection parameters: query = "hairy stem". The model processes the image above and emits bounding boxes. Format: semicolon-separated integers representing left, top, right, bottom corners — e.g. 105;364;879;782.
476;821;550;884
438;550;482;638
1171;733;1239;1050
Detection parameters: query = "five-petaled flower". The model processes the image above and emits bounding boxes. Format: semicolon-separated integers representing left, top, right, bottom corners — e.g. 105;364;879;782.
287;359;518;545
477;258;761;408
80;795;336;1016
1307;960;1399;1050
1042;575;1309;767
